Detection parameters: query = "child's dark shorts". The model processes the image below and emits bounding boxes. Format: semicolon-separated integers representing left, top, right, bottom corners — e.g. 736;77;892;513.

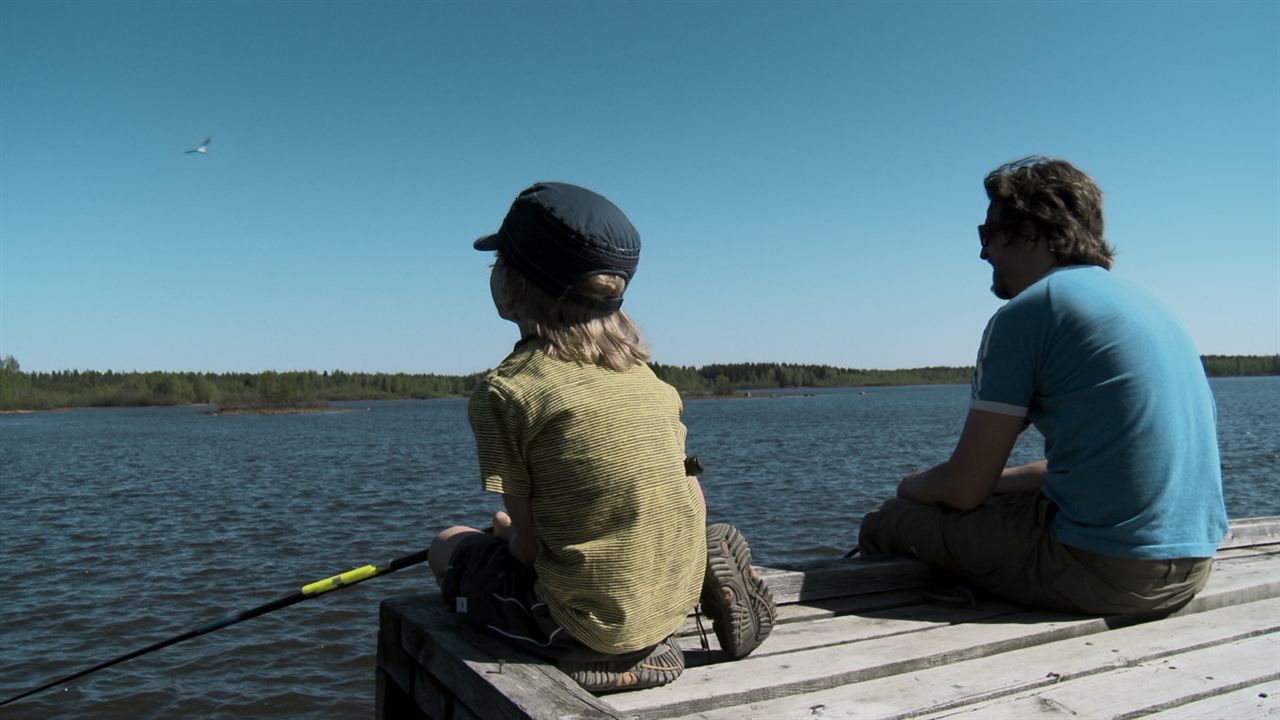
440;532;652;665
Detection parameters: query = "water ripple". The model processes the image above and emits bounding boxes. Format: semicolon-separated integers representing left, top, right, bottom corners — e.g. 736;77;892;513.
1;382;1276;717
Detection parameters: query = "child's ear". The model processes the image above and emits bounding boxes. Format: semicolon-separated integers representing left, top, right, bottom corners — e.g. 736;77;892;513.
493;269;524;323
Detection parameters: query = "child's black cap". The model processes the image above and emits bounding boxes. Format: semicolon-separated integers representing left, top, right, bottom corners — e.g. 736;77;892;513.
474;182;640;311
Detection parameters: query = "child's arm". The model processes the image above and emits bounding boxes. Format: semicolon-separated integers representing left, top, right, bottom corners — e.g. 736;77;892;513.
689;475;707;513
501;493;540;566
684;455;707;514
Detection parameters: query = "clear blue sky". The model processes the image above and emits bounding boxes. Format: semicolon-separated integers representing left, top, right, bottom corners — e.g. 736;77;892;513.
2;0;1277;375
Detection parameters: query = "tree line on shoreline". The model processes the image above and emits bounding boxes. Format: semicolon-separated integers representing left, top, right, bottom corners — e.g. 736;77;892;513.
0;354;1275;412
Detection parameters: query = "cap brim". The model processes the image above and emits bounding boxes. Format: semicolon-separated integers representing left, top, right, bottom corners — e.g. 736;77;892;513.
473;233;502;251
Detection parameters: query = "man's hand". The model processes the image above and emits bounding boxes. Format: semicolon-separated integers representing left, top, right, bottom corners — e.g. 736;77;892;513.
895;408;1027;510
896;468;926;498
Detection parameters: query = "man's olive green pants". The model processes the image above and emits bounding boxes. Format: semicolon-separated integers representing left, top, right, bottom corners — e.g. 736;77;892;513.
859;493;1212;615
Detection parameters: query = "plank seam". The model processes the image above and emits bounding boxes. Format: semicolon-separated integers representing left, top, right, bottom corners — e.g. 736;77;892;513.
1110;669;1280;720
737;606;1035;660
625;596;1280;719
876;625;1280;720
629;622;1109;720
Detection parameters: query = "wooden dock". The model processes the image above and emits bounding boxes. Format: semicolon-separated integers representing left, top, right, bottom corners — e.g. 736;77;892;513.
376;517;1280;719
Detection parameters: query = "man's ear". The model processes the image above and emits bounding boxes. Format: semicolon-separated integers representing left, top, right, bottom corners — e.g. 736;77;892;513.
1014;219;1040;245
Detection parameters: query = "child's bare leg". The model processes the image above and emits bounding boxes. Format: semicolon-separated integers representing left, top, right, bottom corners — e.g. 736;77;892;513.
428;525;483;585
428;512;516;585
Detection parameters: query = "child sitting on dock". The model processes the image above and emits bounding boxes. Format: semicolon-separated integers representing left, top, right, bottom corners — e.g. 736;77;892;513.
427;182;776;692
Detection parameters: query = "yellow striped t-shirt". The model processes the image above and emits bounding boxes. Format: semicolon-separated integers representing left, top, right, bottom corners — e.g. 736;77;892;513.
468;339;707;654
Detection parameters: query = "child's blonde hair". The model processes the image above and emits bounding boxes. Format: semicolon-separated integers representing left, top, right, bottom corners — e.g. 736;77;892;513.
492;254;649;371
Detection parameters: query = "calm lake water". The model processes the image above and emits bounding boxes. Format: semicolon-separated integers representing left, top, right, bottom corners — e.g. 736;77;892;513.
1;377;1277;718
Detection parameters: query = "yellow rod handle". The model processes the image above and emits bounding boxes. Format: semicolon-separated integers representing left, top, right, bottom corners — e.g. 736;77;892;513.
301;564;379;596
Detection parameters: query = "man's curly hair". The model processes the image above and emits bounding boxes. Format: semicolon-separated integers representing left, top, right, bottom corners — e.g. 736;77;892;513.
984;156;1116;269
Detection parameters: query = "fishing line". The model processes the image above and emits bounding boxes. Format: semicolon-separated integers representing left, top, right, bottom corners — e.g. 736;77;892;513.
0;548;432;708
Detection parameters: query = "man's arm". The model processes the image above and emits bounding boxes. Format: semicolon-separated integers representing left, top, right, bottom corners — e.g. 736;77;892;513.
994;459;1048;494
896;408;1027;511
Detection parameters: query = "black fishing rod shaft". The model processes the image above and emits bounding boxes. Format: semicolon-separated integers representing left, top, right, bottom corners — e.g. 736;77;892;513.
1;547;432;709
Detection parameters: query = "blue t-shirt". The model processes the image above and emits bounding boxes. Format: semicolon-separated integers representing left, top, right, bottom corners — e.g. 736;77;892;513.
972;266;1227;559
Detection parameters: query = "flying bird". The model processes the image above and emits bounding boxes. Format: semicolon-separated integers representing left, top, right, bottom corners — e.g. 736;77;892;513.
184;137;212;155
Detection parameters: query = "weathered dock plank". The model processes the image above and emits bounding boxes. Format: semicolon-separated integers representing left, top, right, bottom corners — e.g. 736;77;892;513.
673;588;934;646
1218;515;1280;549
377;517;1280;720
658;597;1280;720
718;596;1028;657
1141;679;1280;720
946;634;1280;719
379;597;628;720
758;556;944;605
609;550;1280;716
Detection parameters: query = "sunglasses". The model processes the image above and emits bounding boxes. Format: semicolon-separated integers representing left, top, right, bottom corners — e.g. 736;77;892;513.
977;220;1026;247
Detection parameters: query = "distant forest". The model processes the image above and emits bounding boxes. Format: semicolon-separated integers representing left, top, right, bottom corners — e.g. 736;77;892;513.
0;354;1276;412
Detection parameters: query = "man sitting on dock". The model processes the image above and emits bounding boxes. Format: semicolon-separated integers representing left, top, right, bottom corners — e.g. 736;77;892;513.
859;156;1228;615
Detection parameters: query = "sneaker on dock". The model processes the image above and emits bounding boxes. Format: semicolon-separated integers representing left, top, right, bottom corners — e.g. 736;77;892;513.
560;638;685;693
701;522;777;659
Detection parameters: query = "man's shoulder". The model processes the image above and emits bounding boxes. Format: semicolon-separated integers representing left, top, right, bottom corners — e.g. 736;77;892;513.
987;274;1057;327
1031;264;1108;296
1039;266;1179;325
1041;264;1145;299
1011;265;1132;319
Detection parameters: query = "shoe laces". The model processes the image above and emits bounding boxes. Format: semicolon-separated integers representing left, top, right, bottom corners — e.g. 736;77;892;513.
693;602;712;664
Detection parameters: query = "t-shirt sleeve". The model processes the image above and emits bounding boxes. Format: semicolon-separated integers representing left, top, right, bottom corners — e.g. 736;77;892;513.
672;389;688;454
970;304;1038;417
468;379;532;497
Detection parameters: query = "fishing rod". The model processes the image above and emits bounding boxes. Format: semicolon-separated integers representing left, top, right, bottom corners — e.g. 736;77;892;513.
0;547;432;709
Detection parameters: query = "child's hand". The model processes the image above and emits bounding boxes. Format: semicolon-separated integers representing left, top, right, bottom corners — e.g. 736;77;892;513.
499;495;540;566
492;510;514;538
493;511;534;564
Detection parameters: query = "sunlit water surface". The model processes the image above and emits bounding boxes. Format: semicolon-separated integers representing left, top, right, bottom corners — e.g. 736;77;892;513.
1;377;1276;718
